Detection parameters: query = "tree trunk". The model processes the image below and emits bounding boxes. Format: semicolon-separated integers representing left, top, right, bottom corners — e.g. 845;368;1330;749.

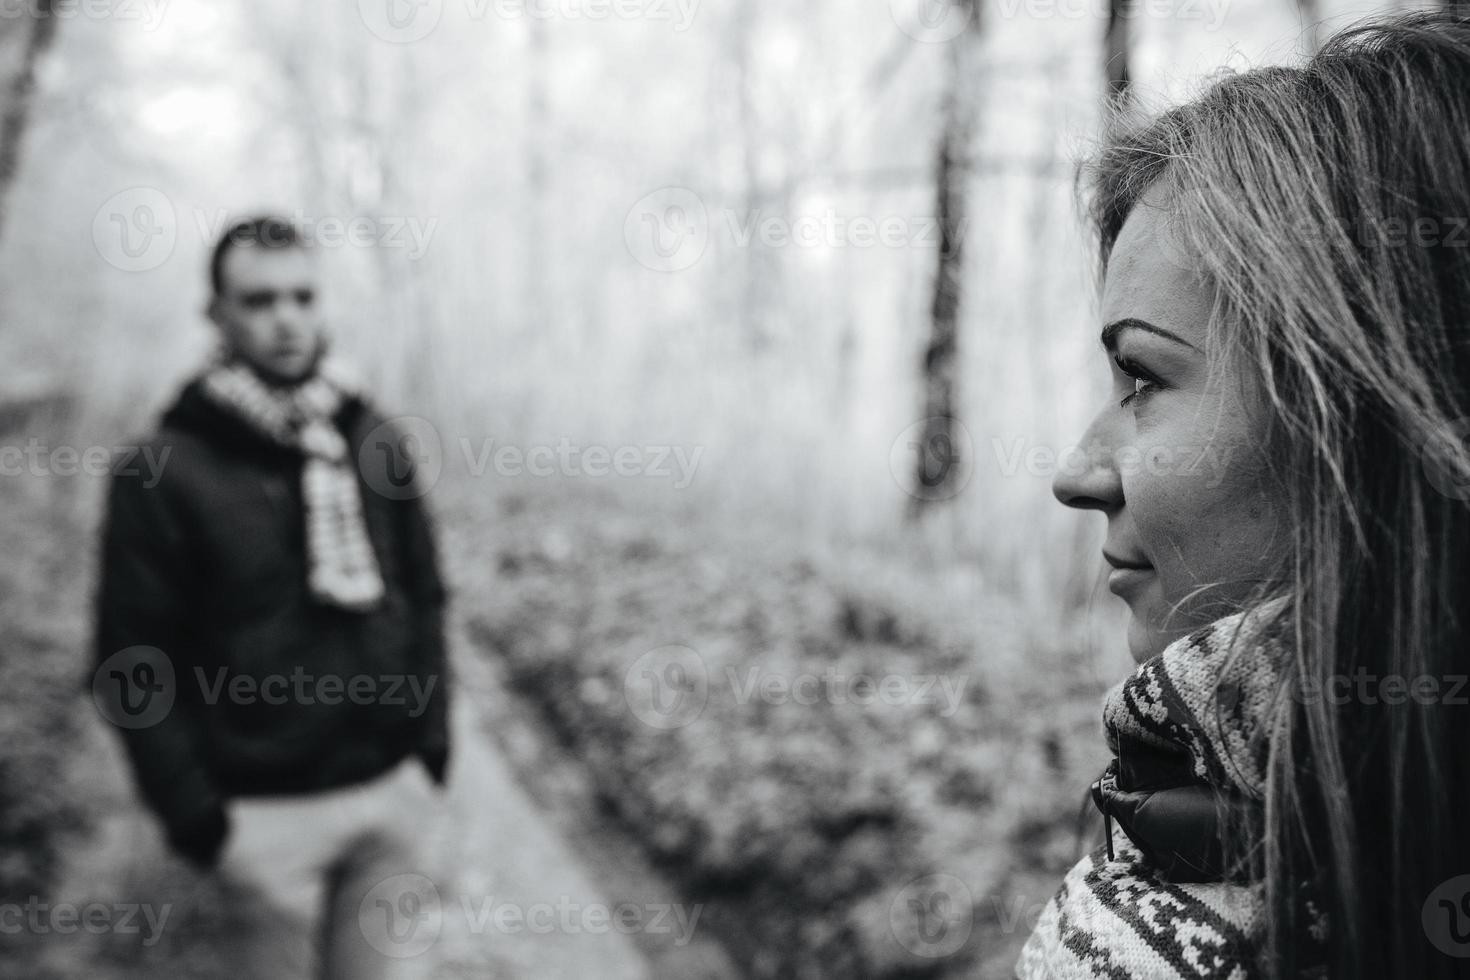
0;1;58;240
525;16;550;340
1104;0;1130;105
908;0;982;520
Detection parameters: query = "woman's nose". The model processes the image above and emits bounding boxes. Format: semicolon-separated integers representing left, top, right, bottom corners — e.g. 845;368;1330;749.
1052;414;1124;512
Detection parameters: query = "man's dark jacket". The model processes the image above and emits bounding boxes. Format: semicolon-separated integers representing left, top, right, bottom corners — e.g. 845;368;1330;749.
93;377;450;862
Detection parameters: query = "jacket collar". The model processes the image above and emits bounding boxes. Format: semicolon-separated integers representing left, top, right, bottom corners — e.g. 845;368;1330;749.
162;374;365;456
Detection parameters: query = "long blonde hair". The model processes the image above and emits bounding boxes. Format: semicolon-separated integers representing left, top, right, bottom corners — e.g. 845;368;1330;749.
1084;12;1470;978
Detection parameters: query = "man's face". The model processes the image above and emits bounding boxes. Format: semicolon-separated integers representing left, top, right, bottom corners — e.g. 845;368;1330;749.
209;244;325;384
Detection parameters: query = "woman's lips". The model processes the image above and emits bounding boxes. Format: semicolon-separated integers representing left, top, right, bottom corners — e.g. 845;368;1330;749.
1102;550;1154;598
1107;565;1155;598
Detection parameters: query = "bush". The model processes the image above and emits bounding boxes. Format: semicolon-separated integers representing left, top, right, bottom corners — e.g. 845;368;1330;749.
456;486;1109;978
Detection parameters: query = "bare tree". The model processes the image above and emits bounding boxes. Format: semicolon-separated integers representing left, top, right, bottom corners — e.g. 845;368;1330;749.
1104;0;1131;105
0;1;57;239
909;0;983;520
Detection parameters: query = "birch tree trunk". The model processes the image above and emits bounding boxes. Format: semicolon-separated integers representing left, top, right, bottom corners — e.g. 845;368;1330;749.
0;1;57;240
1104;0;1131;105
909;0;982;520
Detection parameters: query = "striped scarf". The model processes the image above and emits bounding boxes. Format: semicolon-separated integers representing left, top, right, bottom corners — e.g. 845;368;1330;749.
1016;596;1326;979
197;356;386;613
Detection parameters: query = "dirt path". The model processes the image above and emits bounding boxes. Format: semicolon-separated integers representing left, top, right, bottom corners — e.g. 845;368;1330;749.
41;625;731;980
423;689;653;979
455;633;741;980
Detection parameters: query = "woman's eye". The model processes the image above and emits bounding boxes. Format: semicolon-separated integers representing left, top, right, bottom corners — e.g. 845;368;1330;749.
1113;356;1162;407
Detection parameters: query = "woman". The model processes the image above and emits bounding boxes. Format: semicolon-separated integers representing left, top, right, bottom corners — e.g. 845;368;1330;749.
1021;12;1470;979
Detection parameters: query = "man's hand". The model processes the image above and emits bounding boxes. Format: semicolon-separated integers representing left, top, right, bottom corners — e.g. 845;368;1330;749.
418;744;450;789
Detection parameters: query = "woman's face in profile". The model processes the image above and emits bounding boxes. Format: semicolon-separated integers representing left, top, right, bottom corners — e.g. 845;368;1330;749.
1053;186;1287;662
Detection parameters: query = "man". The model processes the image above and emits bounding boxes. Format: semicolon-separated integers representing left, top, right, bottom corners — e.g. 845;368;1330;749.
93;216;451;979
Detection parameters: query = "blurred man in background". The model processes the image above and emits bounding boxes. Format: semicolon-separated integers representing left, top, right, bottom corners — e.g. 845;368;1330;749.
92;216;451;979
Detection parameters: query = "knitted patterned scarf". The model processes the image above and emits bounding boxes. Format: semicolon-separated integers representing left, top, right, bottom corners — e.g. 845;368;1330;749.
197;355;386;613
1015;596;1324;979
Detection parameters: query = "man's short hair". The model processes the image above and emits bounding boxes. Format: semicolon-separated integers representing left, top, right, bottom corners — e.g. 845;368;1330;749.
210;216;305;296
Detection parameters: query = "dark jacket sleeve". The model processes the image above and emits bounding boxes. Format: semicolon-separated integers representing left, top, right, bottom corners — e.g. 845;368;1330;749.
93;451;227;862
399;490;451;785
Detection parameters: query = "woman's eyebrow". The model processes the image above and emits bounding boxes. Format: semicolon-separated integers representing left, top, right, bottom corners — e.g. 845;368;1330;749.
1100;317;1199;353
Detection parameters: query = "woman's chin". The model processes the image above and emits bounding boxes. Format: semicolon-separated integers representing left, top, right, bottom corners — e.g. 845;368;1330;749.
1125;605;1167;663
